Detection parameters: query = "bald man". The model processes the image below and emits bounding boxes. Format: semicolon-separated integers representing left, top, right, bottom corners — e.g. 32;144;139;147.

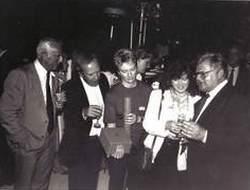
59;49;110;190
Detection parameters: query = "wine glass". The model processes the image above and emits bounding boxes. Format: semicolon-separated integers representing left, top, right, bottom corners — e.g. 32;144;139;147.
94;105;103;128
177;114;189;144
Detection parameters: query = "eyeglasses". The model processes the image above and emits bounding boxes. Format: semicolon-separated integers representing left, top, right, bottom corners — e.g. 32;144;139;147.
195;69;215;79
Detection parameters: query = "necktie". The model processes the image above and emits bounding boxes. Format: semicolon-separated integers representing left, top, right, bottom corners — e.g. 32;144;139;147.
46;72;54;134
194;93;209;120
228;68;235;86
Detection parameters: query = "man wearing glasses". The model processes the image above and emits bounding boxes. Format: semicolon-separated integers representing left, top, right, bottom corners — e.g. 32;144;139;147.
180;53;250;190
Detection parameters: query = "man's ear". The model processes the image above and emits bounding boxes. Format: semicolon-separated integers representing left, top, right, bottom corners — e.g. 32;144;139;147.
117;71;121;76
218;68;225;79
59;55;63;63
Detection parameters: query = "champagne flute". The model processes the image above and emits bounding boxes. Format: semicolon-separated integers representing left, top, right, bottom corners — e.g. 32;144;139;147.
94;105;103;128
177;114;189;143
177;114;185;138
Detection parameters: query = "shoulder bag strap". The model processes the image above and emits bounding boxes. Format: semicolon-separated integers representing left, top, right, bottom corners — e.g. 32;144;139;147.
152;90;164;149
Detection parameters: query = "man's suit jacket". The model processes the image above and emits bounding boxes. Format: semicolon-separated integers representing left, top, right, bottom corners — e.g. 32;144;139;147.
188;84;250;190
59;73;109;167
233;65;250;95
0;63;59;152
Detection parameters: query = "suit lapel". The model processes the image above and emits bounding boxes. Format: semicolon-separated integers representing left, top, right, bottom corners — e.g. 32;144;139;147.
75;75;89;106
29;64;46;110
74;73;109;106
196;84;232;128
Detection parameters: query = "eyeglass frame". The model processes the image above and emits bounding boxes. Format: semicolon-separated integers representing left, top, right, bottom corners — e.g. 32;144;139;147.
194;69;216;79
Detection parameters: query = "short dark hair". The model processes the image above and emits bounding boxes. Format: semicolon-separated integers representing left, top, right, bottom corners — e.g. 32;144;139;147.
160;58;196;95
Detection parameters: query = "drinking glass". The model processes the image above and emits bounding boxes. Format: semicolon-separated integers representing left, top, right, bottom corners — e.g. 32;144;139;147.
94;105;103;128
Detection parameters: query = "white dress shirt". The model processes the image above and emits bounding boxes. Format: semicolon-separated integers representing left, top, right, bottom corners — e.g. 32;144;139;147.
195;79;228;143
195;79;228;122
34;60;51;104
80;76;105;136
228;66;239;86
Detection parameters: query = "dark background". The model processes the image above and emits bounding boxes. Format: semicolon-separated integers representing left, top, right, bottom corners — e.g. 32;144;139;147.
0;0;250;61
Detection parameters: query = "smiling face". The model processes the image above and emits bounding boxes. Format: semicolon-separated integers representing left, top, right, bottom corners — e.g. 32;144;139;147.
171;73;189;95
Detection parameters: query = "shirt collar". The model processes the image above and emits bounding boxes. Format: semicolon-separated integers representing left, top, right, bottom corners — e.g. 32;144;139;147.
80;75;99;88
80;75;88;87
228;65;239;72
34;59;47;78
208;79;228;98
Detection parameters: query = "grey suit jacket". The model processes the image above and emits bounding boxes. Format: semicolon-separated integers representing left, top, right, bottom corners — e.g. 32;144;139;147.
0;63;59;152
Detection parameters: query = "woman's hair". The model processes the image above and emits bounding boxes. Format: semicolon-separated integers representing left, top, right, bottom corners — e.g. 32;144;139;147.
160;58;197;95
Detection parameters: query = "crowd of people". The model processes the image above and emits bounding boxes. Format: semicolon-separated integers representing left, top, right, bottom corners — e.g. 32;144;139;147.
1;37;250;190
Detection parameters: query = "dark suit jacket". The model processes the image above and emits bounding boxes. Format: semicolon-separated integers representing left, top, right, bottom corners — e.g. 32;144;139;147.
188;83;250;190
59;73;109;167
233;65;250;95
0;63;59;152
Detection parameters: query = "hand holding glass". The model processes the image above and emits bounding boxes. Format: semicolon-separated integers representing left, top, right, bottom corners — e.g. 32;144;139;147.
92;105;103;128
55;91;66;110
165;121;182;140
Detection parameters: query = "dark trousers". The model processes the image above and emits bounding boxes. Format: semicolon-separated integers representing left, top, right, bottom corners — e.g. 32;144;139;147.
108;156;127;190
0;126;14;186
127;146;149;190
14;130;57;190
150;140;187;190
68;137;104;190
108;146;145;190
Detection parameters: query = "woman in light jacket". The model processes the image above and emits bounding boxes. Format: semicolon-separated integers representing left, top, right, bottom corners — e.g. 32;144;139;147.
143;58;200;190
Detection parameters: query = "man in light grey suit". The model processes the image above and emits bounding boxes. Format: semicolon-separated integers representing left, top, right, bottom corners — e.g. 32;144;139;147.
0;37;63;190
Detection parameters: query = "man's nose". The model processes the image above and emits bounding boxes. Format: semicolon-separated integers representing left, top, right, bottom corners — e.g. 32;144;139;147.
195;74;201;82
128;72;133;77
195;73;203;81
94;73;100;79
